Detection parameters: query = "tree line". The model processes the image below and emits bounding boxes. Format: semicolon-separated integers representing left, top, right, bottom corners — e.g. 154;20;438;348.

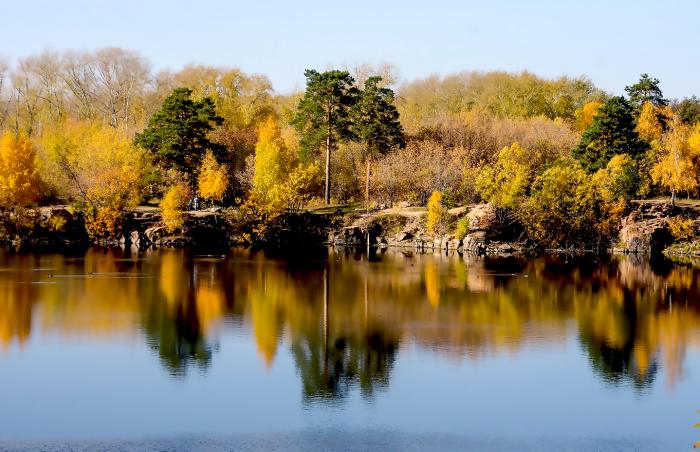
1;47;700;247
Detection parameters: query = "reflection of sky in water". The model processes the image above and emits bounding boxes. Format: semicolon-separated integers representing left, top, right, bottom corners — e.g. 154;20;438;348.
0;248;699;449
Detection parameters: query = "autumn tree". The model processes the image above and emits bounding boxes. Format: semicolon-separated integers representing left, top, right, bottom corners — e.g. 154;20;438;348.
573;96;647;172
475;143;533;209
291;70;359;204
426;191;447;235
40;121;144;238
0;132;40;207
161;183;191;232
253;116;294;201
267;162;323;213
636;101;664;143
62;48;151;128
197;150;228;202
575;100;603;132
591;154;640;202
519;161;624;249
651;119;699;206
353;76;405;210
134;87;223;177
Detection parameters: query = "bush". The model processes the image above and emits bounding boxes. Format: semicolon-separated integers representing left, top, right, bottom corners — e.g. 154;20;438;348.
427;191;447;235
161;183;192;233
84;205;123;240
518;161;625;250
668;216;695;241
455;217;470;240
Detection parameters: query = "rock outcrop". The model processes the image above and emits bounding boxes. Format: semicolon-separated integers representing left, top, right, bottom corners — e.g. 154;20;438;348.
329;203;521;254
617;203;674;253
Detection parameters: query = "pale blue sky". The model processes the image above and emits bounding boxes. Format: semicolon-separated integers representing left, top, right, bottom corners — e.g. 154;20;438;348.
1;0;698;98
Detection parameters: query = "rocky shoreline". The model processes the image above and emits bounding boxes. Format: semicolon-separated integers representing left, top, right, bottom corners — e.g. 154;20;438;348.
2;201;699;257
329;201;700;257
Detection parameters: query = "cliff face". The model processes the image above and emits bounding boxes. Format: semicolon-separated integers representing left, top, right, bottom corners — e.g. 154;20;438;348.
329;204;523;255
615;202;700;255
330;202;700;256
0;207;232;250
3;202;699;255
0;206;89;247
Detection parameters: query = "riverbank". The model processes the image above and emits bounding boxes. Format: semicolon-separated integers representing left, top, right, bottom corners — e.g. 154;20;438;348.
329;201;700;257
2;200;699;256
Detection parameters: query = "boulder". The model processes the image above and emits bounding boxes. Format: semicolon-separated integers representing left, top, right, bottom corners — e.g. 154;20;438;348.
395;231;412;242
129;230;149;247
467;203;497;232
463;231;487;253
145;226;168;243
617;203;674;253
448;238;463;250
334;226;366;246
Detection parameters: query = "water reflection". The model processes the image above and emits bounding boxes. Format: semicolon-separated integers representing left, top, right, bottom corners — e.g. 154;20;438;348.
1;248;700;400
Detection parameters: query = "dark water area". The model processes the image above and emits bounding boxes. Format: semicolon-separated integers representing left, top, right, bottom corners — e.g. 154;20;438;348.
1;247;699;450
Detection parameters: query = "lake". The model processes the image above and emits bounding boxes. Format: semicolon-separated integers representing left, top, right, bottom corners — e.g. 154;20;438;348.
0;247;699;451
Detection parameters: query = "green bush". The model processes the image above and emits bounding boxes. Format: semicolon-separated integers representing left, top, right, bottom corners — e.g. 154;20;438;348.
455;217;469;240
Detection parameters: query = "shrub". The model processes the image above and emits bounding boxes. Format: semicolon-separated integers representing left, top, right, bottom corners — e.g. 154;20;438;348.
85;204;123;240
198;150;229;201
519;161;625;250
0;132;40;207
426;191;447;235
161;183;192;233
668;216;695;241
455;217;470;240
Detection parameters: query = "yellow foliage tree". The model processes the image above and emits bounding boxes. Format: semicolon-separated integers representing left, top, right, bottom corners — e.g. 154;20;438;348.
651;118;699;205
40;121;144;238
636;101;663;143
197;150;228;201
161;183;191;233
519;161;624;249
426;191;447;235
575;100;603;131
475;142;532;209
267;162;323;213
689;124;700;154
0;132;40;207
591;154;639;202
253;116;294;201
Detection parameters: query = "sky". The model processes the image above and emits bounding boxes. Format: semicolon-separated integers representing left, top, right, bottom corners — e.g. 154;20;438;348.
1;0;698;98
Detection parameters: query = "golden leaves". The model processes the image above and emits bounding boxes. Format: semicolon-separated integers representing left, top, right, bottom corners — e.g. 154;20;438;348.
197;150;228;200
161;183;191;233
0;132;40;207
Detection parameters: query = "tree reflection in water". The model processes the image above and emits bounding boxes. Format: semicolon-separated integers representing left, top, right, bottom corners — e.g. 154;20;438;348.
1;247;700;399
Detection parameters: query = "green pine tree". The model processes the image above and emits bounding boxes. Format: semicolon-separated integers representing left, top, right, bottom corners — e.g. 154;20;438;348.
291;70;359;204
573;96;648;173
353;76;405;209
625;73;668;111
135;87;223;177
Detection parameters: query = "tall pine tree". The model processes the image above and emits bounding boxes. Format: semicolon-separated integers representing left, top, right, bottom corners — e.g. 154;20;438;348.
135;87;223;178
291;70;359;204
353;76;405;210
573;96;647;173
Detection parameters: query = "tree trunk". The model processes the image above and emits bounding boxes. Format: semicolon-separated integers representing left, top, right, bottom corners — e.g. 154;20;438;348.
672;189;676;207
325;111;332;205
365;158;371;214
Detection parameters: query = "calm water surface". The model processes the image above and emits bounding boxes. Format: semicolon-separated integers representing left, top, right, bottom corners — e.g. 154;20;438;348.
1;247;700;450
